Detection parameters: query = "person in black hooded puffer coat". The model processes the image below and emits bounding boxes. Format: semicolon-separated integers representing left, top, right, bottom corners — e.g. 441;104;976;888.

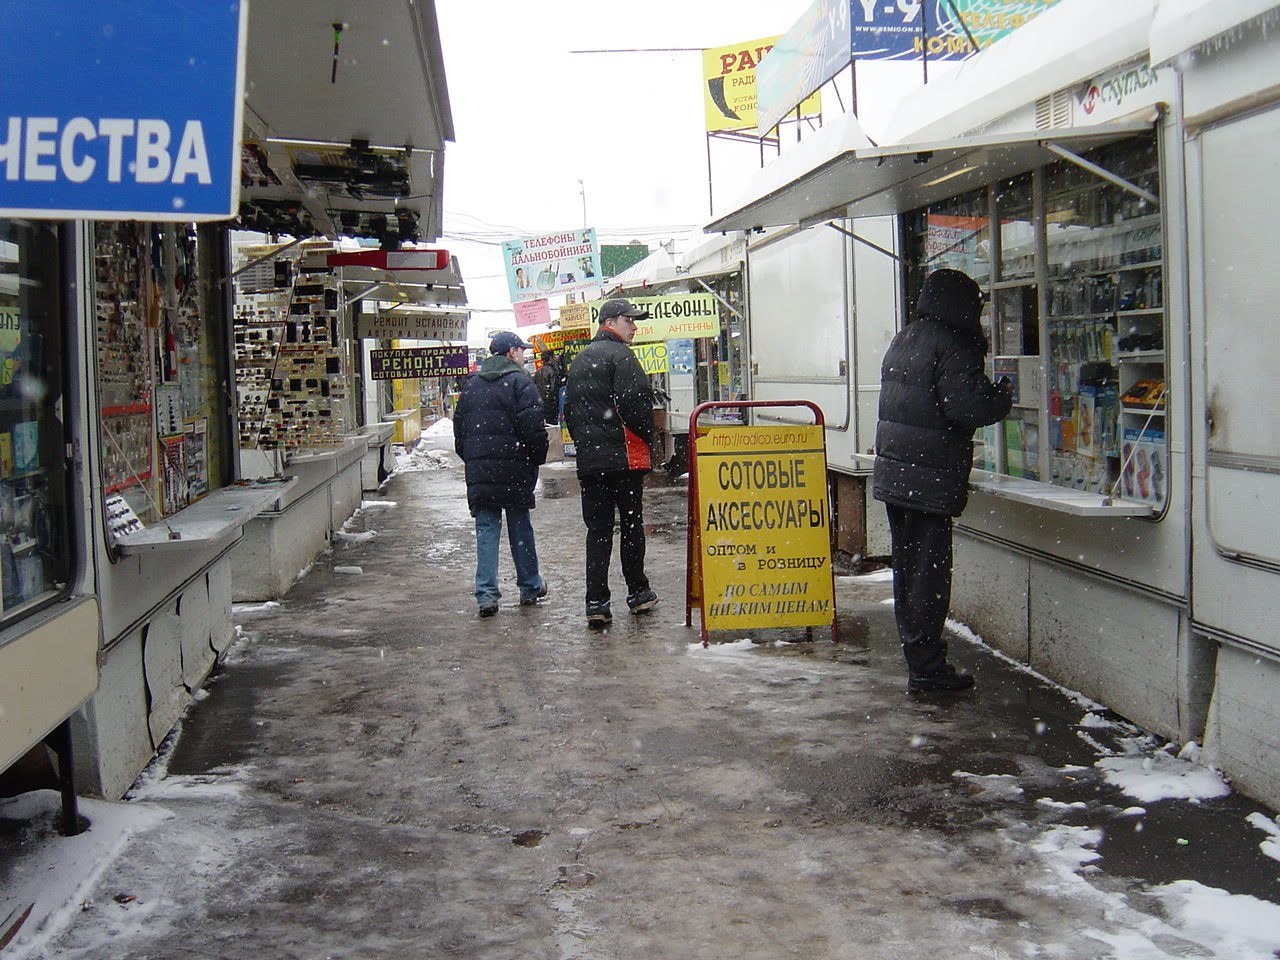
873;268;1012;692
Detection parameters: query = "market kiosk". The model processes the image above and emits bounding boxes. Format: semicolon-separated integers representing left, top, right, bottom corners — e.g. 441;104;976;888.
710;0;1280;805
1;0;456;801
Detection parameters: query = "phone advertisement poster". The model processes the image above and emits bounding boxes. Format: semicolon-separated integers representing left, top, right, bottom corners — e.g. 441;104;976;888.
503;229;601;303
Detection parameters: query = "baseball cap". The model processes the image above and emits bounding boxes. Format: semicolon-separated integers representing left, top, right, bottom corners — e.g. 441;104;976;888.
489;331;534;355
598;298;650;322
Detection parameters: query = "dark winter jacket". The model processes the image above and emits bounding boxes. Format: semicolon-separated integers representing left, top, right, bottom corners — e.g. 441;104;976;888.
564;328;654;475
453;355;550;512
873;269;1011;517
533;357;565;423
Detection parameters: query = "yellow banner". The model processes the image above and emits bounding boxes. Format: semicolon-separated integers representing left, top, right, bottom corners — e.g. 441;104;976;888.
703;35;821;133
695;425;833;630
588;293;720;343
631;342;668;375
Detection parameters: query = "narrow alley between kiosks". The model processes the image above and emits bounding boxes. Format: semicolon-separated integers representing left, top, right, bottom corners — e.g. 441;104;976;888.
3;431;1279;960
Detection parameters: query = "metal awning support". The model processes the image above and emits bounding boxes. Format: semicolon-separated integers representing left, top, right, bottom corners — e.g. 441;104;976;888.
693;278;744;322
1045;143;1160;208
221;237;305;286
706;119;1155;233
826;221;905;263
344;282;386;306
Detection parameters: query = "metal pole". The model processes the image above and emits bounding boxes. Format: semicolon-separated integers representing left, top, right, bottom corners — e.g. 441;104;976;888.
46;720;83;836
921;0;929;84
706;133;715;218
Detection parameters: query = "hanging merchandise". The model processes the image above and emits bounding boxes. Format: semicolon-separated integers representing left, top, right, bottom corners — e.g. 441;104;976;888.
94;222;227;531
234;274;346;449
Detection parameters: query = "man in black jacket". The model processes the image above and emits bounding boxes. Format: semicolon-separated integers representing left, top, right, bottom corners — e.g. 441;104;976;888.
454;331;550;617
565;298;659;628
873;269;1013;692
532;348;565;424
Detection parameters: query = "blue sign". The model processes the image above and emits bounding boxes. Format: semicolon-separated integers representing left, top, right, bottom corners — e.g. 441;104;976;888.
0;2;247;220
851;1;1062;62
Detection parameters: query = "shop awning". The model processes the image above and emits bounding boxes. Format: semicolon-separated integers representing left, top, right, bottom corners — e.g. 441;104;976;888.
705;120;1154;234
241;0;454;243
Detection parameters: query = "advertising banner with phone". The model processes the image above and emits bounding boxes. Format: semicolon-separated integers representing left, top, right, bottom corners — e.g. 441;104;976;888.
503;229;602;303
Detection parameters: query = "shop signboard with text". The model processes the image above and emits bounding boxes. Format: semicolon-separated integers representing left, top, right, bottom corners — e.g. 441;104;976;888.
369;346;469;380
357;311;468;341
587;293;720;343
693;424;834;631
503;229;602;303
702;36;820;133
849;0;1063;61
0;1;248;220
529;328;592;367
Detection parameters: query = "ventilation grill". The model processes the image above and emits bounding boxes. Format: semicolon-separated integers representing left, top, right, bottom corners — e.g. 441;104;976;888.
1035;89;1073;129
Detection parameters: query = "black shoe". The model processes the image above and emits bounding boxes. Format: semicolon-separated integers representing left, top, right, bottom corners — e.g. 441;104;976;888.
586;601;612;629
908;665;975;693
626;588;659;614
478;604;499;619
520;583;549;606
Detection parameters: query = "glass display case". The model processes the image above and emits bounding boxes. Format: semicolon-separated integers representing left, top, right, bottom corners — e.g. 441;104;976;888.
95;222;231;535
905;135;1166;508
0;220;71;619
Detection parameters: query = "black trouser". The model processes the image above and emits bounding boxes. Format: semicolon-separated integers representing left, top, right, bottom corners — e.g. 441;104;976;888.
580;470;650;606
885;503;954;677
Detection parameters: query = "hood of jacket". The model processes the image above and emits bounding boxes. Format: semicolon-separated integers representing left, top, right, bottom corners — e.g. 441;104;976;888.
478;354;524;381
913;268;987;352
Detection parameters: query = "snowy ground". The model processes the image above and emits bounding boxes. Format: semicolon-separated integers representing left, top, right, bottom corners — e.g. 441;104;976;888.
4;456;1279;959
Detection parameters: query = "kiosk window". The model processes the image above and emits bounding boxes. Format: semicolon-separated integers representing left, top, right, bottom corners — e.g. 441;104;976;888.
905;135;1166;508
0;220;71;619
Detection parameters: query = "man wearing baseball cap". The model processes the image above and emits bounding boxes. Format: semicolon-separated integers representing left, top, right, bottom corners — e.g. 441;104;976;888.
564;298;659;628
453;331;549;617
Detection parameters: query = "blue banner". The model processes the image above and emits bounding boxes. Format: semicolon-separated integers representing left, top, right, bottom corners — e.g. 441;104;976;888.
0;1;247;220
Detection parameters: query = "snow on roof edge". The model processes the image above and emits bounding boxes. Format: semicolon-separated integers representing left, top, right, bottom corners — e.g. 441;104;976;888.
1150;0;1280;65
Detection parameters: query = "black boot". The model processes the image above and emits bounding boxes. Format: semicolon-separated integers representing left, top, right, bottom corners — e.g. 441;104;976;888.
907;664;975;693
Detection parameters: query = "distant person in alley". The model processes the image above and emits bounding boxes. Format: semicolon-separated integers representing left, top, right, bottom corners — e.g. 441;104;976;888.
873;268;1013;692
565;298;659;629
533;347;566;424
454;331;550;617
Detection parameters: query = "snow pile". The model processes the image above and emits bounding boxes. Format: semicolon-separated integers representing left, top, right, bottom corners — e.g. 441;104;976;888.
839;568;893;582
423;417;454;438
231;600;280;615
1095;743;1231;803
334;529;376;543
359;499;397;510
0;792;173;960
1147;880;1280;959
1246;811;1280;864
393;443;451;475
333;565;363;575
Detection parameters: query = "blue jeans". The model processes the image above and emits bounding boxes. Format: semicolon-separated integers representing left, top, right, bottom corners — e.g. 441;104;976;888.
474;506;544;607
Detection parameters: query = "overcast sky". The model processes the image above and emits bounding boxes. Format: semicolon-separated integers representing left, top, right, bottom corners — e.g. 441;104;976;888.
434;0;814;339
432;1;951;341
